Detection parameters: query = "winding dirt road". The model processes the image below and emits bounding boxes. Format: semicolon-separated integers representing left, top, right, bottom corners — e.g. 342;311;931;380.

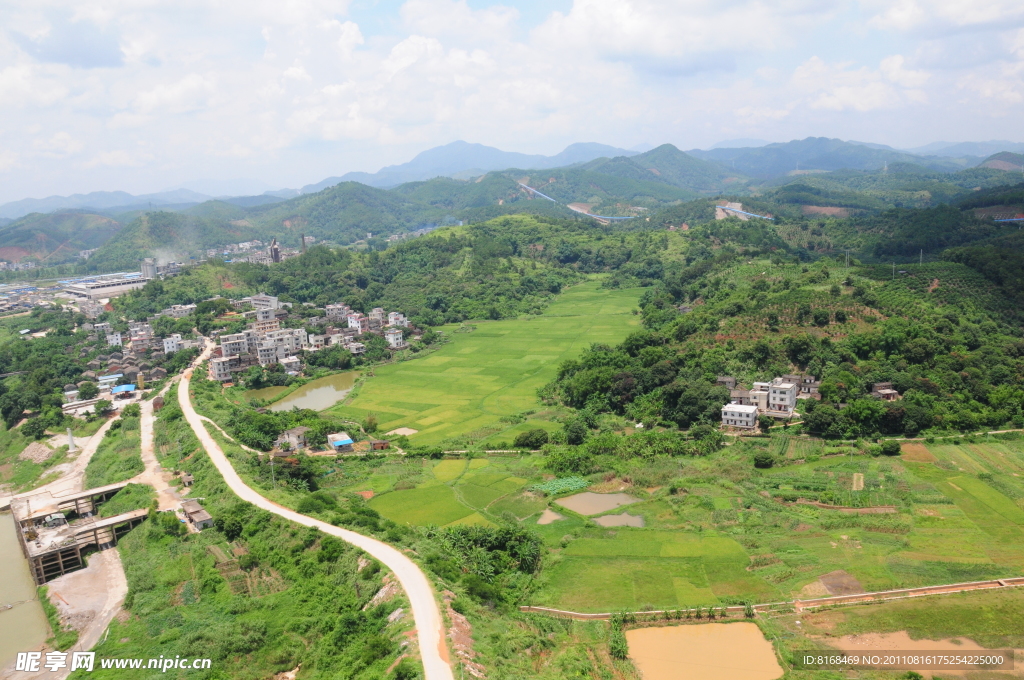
177;347;454;680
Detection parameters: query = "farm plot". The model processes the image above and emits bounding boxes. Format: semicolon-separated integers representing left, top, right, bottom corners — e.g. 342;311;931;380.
331;282;642;446
533;530;778;612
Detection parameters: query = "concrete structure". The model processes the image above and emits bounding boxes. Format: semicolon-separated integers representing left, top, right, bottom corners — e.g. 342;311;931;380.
716;376;737;389
163;334;182;354
347;313;369;334
161;304;196;318
105;332;122;347
220;333;249;357
871;382;900;401
10;484;146;584
278;426;310;451
721;403;758;429
181;500;214;530
385;328;405;348
326;304;351;319
328;432;354;452
250;293;279;310
211;357;233;381
64;273;150;300
140;258;158;279
281;356;301;372
768;381;797;412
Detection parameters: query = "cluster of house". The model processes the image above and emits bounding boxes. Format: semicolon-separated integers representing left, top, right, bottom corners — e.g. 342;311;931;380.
718;374;903;429
718;374;819;429
209;295;412;382
99;320;201;356
0;286;43;314
0;260;37;272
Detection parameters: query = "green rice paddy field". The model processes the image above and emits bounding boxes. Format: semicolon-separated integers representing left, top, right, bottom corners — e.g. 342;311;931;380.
330;281;642;446
331;435;1024;612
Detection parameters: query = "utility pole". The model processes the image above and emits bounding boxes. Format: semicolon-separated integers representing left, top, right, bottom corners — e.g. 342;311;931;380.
920;249;923;265
892;262;895;280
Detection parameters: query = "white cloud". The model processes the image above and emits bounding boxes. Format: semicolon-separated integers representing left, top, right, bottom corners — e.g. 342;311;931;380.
791;55;929;111
0;0;1021;202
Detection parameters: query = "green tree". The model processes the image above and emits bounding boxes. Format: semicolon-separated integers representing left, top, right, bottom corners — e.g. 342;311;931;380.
513;429;549;450
78;382;99;400
881;440;902;456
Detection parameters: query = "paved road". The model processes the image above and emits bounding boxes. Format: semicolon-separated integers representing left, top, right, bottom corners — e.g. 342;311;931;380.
178;348;454;680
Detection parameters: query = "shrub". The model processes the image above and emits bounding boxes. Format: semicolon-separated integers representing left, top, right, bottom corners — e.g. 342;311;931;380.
753;451;775;469
513;429;549;450
880;440;902;456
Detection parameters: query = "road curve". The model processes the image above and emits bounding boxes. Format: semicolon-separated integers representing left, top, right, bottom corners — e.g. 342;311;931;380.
177;350;454;680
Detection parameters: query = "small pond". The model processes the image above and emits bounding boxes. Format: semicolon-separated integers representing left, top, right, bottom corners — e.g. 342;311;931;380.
555;492;638;516
593;512;644;527
247;372;358;412
626;622;783;680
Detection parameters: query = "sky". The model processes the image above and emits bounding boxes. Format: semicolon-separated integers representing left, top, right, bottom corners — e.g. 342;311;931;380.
1;0;1023;202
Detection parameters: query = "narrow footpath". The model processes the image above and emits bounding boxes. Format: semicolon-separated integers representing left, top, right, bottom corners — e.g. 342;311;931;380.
178;347;454;680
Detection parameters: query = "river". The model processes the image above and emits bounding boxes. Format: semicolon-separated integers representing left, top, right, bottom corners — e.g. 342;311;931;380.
0;512;49;668
247;372;358;412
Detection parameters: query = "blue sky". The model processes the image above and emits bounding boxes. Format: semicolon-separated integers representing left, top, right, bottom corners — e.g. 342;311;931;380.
0;0;1022;202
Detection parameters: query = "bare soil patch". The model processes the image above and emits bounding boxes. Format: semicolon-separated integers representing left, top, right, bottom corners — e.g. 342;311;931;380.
819;570;864;596
537;508;565;525
851;473;864;491
18;441;54;464
386;427;419;436
901;443;937;462
801;206;851;218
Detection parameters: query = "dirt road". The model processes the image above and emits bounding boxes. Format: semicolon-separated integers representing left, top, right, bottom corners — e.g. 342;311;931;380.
178;348;454;680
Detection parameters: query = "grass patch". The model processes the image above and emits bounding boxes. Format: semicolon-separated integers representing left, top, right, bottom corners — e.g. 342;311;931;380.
84;420;143;488
368;485;474;526
432;459;467;482
331;282;642;445
39;586;78;651
99;483;156;517
535;530;778;612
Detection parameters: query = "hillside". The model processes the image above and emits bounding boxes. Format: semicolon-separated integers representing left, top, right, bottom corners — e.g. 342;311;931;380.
687;137;970;177
580;144;745;194
301;140;638;191
87;211;263;271
0;211;122;264
980;151;1024;171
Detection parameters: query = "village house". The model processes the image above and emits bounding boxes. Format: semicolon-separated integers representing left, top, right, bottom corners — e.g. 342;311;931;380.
278;426;310;451
871;382;901;401
721;403;758;429
181;500;214;530
327;432;354;453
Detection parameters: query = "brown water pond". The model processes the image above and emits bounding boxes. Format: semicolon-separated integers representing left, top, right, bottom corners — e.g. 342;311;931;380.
537;508;565;525
0;513;49;669
554;492;637;515
593;512;644;527
626;622;783;680
247;372;358;412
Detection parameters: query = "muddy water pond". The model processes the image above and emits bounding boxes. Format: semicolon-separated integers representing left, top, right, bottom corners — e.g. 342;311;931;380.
626;622;783;680
247;372;358;412
0;513;49;669
593;512;644;527
555;492;638;515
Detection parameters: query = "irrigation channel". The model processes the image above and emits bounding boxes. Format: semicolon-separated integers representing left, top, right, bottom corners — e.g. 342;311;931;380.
184;348;455;680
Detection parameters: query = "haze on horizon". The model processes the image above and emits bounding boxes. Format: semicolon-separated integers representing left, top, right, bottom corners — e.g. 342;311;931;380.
1;0;1022;204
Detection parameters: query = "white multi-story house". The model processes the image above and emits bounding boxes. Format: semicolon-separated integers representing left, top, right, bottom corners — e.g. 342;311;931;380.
721;404;758;429
106;332;123;347
220;333;249;357
161;304;197;318
250;294;279;310
384;328;404;348
387;312;409;328
163;334;182;354
347;314;369;334
211;357;233;381
768;380;797;413
326;304;351;319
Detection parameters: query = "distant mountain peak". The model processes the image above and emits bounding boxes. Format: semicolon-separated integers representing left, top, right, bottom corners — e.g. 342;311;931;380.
299;141;639;194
